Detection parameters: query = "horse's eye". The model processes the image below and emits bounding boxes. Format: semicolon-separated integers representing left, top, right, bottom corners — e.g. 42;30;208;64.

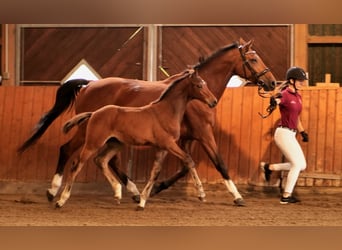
250;58;257;63
197;84;203;89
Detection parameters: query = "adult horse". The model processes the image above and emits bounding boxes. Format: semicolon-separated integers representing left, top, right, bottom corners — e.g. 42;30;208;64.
56;69;217;209
18;38;276;206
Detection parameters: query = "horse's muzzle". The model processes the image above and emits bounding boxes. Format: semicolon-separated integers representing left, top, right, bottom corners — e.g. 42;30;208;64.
208;99;218;108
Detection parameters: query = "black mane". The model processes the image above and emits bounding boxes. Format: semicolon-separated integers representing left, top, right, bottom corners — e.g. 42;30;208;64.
194;42;239;70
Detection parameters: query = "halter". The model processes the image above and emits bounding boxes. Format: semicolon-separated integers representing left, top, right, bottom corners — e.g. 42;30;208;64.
238;45;271;95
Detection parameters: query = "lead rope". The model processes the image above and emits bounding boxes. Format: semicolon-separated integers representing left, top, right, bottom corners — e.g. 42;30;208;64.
258;81;289;119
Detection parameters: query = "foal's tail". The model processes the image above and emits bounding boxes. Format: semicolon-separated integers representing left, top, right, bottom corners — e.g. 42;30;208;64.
62;112;92;134
17;79;90;153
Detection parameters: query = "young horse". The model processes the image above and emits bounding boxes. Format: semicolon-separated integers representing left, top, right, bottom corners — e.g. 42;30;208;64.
18;38;277;206
56;69;217;209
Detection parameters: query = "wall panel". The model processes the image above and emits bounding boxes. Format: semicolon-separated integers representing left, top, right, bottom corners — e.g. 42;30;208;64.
1;86;341;188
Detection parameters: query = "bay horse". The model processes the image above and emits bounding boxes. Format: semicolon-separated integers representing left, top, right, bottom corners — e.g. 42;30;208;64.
55;69;217;209
18;38;276;206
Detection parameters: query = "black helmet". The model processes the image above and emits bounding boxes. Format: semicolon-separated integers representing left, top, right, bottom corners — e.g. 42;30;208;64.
286;67;308;81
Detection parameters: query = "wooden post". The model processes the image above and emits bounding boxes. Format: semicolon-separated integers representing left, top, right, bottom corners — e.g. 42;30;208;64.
1;24;16;86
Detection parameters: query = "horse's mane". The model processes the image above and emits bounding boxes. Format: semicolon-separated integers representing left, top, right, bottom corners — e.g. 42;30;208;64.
151;42;239;105
194;42;239;70
151;70;191;104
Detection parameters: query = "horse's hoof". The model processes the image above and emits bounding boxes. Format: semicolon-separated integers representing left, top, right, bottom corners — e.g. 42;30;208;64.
150;182;166;196
198;196;207;202
136;206;145;211
55;202;63;208
131;195;140;203
114;198;121;205
233;198;246;206
46;190;54;202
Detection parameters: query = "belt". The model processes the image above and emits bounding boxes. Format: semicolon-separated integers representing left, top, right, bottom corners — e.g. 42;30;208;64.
278;126;297;132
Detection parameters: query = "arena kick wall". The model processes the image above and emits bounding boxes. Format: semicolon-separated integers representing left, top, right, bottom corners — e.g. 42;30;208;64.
0;85;341;188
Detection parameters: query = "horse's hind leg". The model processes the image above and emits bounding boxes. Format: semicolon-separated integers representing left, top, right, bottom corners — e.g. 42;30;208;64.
47;128;85;201
55;146;93;208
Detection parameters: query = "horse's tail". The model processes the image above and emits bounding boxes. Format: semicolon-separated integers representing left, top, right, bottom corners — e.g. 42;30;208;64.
17;79;90;153
62;112;92;134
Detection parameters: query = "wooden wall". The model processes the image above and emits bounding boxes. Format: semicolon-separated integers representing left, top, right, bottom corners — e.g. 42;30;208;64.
20;26;145;84
1;85;341;187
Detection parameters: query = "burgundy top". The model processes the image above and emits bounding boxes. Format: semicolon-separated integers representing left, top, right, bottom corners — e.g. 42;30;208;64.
278;88;302;130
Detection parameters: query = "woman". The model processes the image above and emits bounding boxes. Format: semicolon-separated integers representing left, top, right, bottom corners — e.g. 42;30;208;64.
261;66;309;204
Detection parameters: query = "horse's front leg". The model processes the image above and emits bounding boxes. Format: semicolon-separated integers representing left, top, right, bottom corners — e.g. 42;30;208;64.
199;135;245;206
137;150;168;210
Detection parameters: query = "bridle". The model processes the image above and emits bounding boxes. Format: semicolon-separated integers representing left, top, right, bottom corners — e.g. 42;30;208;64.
238;45;271;97
238;44;288;119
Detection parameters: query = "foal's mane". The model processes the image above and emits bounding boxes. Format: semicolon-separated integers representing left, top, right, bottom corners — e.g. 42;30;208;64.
151;70;192;104
194;42;239;70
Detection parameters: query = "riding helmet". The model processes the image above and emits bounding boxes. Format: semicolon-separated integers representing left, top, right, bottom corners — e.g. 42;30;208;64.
286;66;308;81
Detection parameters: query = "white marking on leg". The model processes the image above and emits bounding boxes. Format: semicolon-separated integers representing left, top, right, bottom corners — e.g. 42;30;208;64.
56;186;71;207
138;198;146;208
223;179;242;199
114;183;122;200
126;179;140;196
48;174;63;197
188;167;206;199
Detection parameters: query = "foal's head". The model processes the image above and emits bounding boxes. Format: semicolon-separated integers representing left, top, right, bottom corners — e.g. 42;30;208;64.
188;69;217;108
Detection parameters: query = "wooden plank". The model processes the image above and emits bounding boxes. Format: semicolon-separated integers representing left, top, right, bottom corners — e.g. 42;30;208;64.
237;87;254;182
227;88;243;181
315;89;327;174
323;90;337;185
214;88;233;182
306;89;319;175
0;87;10;179
16;87;35;180
333;88;342;175
249;88;267;184
1;87;17;179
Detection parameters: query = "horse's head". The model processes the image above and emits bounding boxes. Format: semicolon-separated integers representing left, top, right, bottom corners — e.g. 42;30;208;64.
237;38;276;92
188;69;218;108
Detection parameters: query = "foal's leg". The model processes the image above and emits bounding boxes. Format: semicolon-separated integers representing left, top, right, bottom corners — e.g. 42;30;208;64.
108;155;141;203
94;143;123;204
47;127;86;201
166;143;206;201
150;140;196;197
137;150;168;210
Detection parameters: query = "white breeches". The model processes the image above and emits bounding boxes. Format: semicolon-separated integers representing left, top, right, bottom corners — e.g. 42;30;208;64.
273;127;307;194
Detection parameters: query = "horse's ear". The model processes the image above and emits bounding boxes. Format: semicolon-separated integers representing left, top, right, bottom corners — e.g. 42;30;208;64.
239;37;246;45
244;39;254;48
241;39;254;52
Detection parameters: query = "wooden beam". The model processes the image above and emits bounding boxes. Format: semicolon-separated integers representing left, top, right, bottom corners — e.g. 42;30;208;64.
308;35;342;44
